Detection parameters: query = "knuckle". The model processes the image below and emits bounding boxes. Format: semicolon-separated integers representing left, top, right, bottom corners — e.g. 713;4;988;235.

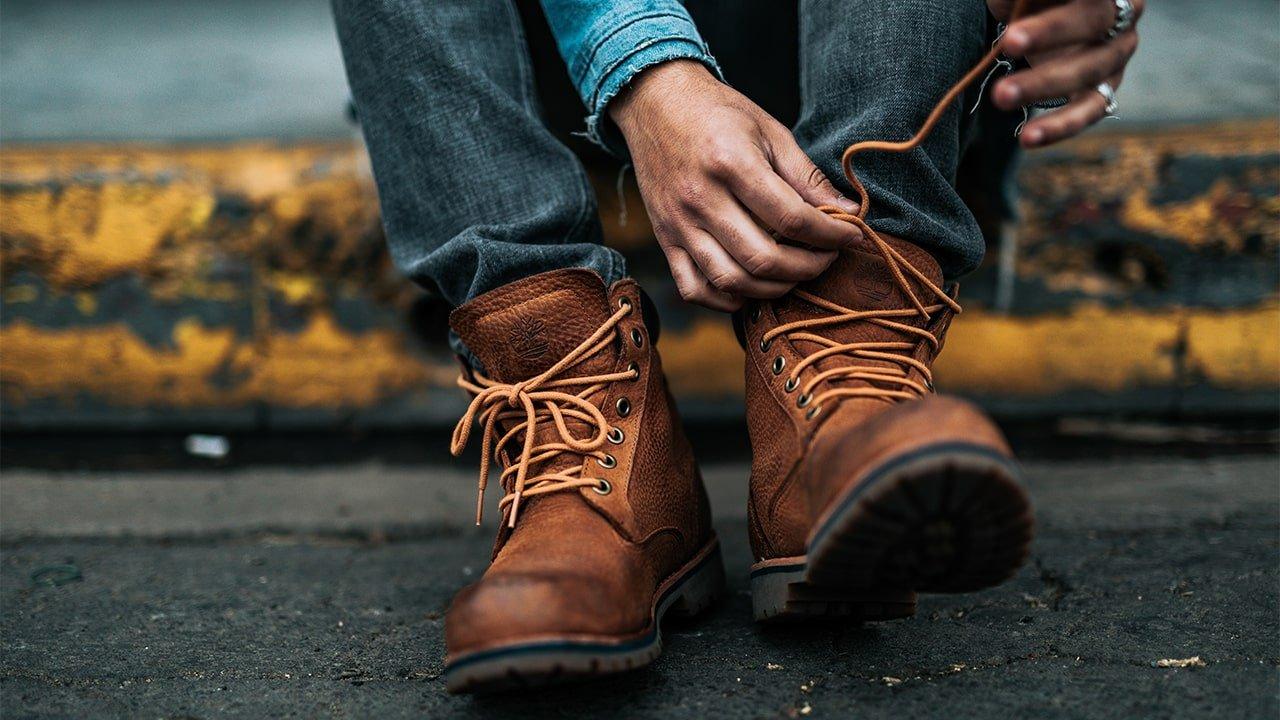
741;250;778;277
773;210;807;239
803;164;829;190
674;180;708;212
707;269;745;293
702;143;739;177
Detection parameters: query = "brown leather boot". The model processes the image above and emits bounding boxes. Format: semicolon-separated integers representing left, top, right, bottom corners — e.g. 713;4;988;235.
442;268;723;693
740;233;1033;621
738;11;1044;620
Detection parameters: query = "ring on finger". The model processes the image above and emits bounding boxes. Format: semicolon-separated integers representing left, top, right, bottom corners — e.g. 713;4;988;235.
1095;82;1119;118
1106;0;1136;39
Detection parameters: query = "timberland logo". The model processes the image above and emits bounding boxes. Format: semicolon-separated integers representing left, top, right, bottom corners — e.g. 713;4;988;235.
857;253;895;304
509;316;549;361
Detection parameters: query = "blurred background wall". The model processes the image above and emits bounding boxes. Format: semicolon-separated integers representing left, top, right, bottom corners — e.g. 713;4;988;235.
1;0;1277;442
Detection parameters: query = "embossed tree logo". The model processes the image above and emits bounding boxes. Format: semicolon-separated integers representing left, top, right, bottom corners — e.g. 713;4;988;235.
509;316;549;361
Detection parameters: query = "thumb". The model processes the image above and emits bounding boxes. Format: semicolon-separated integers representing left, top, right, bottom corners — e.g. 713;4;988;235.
770;137;860;215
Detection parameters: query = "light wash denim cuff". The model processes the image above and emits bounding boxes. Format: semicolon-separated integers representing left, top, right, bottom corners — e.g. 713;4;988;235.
575;14;722;157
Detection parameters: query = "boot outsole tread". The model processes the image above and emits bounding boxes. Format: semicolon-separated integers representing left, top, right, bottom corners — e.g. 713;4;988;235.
752;442;1033;620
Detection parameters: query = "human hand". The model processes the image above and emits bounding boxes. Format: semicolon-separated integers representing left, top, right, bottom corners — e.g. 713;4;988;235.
609;60;863;312
988;0;1142;148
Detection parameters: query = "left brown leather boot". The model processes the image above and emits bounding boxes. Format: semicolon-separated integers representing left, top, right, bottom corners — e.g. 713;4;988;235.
740;231;1034;622
442;269;723;693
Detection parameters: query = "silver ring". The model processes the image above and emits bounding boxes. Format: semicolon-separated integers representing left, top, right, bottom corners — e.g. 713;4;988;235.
1107;0;1136;39
1096;82;1119;118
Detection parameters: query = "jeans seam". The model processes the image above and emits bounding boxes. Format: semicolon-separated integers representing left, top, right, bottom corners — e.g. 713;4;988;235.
503;0;537;117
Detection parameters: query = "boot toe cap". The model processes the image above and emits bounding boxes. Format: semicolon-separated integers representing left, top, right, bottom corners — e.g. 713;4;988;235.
445;567;647;659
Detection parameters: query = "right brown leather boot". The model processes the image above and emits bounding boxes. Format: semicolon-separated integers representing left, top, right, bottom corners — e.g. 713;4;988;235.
740;233;1033;622
442;268;723;693
739;18;1041;621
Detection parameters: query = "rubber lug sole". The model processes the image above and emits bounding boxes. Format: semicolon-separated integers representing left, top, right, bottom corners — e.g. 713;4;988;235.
444;538;725;694
751;442;1033;621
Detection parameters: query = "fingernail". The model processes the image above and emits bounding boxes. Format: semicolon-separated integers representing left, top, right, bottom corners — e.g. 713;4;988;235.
1024;127;1044;146
833;196;858;214
1004;28;1030;54
998;82;1022;107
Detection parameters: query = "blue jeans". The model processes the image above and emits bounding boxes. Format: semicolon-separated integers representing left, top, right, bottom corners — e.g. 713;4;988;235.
333;0;1001;350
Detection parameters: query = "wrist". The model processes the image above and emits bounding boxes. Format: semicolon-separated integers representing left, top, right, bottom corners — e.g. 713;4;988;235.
609;59;714;135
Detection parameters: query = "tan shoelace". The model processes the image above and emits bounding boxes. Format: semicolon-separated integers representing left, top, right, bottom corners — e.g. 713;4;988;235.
451;302;638;527
766;10;1027;416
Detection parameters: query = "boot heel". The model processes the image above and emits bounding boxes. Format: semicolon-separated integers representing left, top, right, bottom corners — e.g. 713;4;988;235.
665;542;726;619
750;557;916;622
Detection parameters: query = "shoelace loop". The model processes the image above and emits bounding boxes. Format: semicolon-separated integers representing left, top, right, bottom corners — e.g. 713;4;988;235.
451;303;639;528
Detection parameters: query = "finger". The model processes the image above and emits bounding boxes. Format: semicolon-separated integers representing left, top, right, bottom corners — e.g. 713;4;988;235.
730;168;862;251
1019;78;1116;148
1003;0;1142;57
683;230;796;299
662;244;742;312
994;31;1137;110
763;127;863;215
706;202;838;282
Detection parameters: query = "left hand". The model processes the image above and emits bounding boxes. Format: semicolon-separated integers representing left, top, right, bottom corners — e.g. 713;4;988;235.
987;0;1143;148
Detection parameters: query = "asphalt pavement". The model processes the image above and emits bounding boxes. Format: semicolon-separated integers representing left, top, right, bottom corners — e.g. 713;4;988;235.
2;455;1278;718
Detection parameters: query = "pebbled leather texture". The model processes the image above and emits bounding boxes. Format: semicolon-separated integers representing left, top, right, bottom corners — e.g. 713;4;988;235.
445;268;712;657
742;233;1012;563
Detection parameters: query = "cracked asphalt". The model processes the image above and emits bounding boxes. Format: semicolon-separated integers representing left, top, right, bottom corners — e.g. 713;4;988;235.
2;455;1278;718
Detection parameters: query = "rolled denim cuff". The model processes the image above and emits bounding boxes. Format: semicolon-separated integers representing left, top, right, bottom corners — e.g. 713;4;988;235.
576;15;722;156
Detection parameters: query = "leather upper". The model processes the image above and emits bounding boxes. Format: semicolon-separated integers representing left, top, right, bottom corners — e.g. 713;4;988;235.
742;234;1009;562
445;269;712;656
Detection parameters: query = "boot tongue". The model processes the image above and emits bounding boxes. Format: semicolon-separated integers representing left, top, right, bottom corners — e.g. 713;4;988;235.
449;269;615;383
775;233;945;375
797;233;943;320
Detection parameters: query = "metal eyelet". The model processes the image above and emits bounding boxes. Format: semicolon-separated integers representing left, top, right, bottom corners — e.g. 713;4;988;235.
797;393;812;408
783;377;798;393
593;479;612;495
759;338;771;352
618;297;633;310
616;397;632;417
749;305;761;323
925;379;936;392
607;427;625;444
771;356;785;375
805;405;822;420
630;328;644;347
627;361;640;377
598;454;617;469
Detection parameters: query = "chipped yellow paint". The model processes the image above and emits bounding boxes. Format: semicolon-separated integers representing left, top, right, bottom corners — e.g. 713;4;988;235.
935;305;1181;395
1;303;1275;409
1184;304;1280;389
1;142;383;294
3;285;38;304
657;318;746;397
1120;180;1280;251
1;180;215;286
73;291;97;316
267;272;325;306
0;314;454;409
659;303;1280;399
1018;119;1279;259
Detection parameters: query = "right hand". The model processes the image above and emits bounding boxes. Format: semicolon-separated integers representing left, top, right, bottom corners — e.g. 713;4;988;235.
609;60;864;312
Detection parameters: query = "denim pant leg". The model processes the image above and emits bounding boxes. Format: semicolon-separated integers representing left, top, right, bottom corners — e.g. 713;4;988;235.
795;0;991;280
331;0;625;318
